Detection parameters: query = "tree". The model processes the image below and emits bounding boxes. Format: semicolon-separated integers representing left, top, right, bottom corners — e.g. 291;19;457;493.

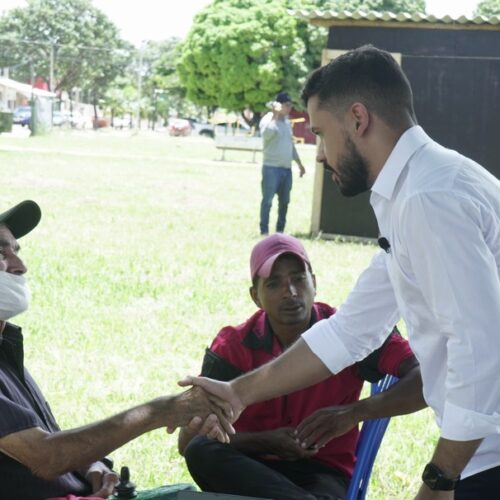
141;38;195;123
177;0;426;125
474;0;500;16
0;0;131;101
103;77;137;125
178;0;309;126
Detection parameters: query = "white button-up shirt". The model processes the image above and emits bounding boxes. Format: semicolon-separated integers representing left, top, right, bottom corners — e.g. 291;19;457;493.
303;126;500;478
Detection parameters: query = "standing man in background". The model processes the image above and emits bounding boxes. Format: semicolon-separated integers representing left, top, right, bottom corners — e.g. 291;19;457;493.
259;91;306;236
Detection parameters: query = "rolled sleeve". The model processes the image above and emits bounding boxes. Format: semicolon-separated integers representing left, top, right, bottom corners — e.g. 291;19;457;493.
303;250;400;374
442;402;500;441
402;191;500;440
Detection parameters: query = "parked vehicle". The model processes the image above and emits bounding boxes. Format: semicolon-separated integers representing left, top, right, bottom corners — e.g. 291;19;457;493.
52;110;68;127
112;115;132;129
188;119;214;138
188;118;252;138
168;118;192;136
52;110;86;128
68;111;86;128
13;106;31;127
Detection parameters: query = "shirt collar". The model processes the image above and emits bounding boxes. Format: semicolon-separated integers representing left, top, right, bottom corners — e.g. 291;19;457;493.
243;308;319;354
371;125;432;200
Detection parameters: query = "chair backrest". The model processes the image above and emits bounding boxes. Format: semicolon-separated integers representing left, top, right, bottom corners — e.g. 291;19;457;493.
345;374;398;500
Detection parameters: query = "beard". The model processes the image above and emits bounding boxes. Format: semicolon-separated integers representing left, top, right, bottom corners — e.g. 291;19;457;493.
330;136;370;197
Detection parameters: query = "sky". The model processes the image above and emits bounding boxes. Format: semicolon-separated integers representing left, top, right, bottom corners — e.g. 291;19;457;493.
0;0;483;46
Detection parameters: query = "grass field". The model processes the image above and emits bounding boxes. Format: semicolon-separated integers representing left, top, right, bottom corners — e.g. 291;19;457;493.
0;128;438;498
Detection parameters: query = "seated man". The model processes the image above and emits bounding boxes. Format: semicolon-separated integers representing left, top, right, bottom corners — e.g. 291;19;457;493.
179;233;426;500
0;200;232;500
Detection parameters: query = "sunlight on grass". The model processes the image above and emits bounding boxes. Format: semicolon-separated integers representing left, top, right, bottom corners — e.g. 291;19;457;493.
0;129;437;497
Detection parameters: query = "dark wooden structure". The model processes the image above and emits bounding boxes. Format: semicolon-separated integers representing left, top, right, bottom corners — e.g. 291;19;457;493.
299;11;500;239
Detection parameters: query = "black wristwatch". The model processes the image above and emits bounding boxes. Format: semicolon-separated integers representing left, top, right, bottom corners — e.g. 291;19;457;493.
422;462;460;491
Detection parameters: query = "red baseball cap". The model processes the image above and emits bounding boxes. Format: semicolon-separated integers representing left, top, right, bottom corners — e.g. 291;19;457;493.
250;233;311;280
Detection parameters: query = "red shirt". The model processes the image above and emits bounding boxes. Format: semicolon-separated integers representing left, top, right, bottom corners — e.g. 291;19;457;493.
201;302;414;478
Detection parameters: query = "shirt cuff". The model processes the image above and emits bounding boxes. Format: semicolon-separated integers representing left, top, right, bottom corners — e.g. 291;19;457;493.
441;401;500;440
302;319;353;374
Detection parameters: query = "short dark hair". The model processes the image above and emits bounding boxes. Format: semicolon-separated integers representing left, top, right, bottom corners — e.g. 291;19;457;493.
301;45;416;127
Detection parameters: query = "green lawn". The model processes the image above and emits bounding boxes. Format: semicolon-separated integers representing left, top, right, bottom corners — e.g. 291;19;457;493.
0;129;438;498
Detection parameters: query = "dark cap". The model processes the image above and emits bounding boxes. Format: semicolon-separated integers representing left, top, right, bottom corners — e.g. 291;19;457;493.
276;91;292;104
0;200;41;239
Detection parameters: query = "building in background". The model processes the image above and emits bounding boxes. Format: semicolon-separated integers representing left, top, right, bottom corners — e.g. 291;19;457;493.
294;9;500;239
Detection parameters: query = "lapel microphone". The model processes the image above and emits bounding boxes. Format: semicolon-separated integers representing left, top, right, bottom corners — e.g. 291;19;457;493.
378;237;391;254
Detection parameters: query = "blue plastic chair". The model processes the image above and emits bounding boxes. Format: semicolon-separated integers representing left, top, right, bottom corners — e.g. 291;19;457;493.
345;374;398;500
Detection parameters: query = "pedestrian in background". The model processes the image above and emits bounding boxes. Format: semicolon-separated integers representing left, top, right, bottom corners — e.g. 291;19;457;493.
259;92;306;236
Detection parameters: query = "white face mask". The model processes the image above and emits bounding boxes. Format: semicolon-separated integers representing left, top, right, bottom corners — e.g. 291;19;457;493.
0;271;30;320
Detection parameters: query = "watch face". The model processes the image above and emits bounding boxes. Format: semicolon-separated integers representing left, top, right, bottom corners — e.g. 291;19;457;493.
422;463;459;491
422;464;439;489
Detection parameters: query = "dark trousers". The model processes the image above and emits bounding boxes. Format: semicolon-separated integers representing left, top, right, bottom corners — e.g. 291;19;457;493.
455;465;500;499
184;436;348;500
259;165;292;234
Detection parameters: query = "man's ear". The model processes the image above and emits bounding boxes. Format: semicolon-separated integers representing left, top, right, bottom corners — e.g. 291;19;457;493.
249;285;261;308
350;102;370;136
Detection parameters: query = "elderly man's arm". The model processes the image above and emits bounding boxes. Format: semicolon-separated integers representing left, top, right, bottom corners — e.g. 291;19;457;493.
0;388;232;481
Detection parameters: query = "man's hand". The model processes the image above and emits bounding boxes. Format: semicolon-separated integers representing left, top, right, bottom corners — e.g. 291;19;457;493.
85;461;119;499
298;164;306;178
179;376;245;423
414;483;454;500
295;404;359;450
261;428;318;461
167;386;235;443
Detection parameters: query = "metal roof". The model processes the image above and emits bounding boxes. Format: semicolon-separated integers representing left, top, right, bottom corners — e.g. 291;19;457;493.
0;77;56;99
292;9;500;29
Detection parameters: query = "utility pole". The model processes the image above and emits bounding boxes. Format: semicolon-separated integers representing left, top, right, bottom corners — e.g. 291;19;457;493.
136;42;144;131
49;42;55;92
30;60;34;86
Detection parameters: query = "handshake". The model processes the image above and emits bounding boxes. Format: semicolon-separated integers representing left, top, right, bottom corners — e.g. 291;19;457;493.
169;376;242;444
170;376;354;451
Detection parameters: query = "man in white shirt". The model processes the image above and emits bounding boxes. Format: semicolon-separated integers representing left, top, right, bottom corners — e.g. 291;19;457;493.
181;45;500;499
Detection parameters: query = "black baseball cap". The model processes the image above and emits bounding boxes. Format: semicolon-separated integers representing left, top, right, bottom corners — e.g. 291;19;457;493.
276;91;292;104
0;200;41;239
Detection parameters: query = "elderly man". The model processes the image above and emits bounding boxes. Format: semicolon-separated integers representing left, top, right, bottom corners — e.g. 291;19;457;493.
0;200;231;500
179;234;425;500
183;46;500;499
259;91;306;235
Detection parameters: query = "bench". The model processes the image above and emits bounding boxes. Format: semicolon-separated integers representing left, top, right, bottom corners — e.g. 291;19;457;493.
214;135;263;162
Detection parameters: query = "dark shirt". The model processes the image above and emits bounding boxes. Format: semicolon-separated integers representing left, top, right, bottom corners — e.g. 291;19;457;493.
0;323;89;500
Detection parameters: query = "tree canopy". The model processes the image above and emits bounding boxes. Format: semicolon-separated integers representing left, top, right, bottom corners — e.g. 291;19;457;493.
474;0;500;16
177;0;426;120
0;0;132;99
142;38;194;120
178;0;309;118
